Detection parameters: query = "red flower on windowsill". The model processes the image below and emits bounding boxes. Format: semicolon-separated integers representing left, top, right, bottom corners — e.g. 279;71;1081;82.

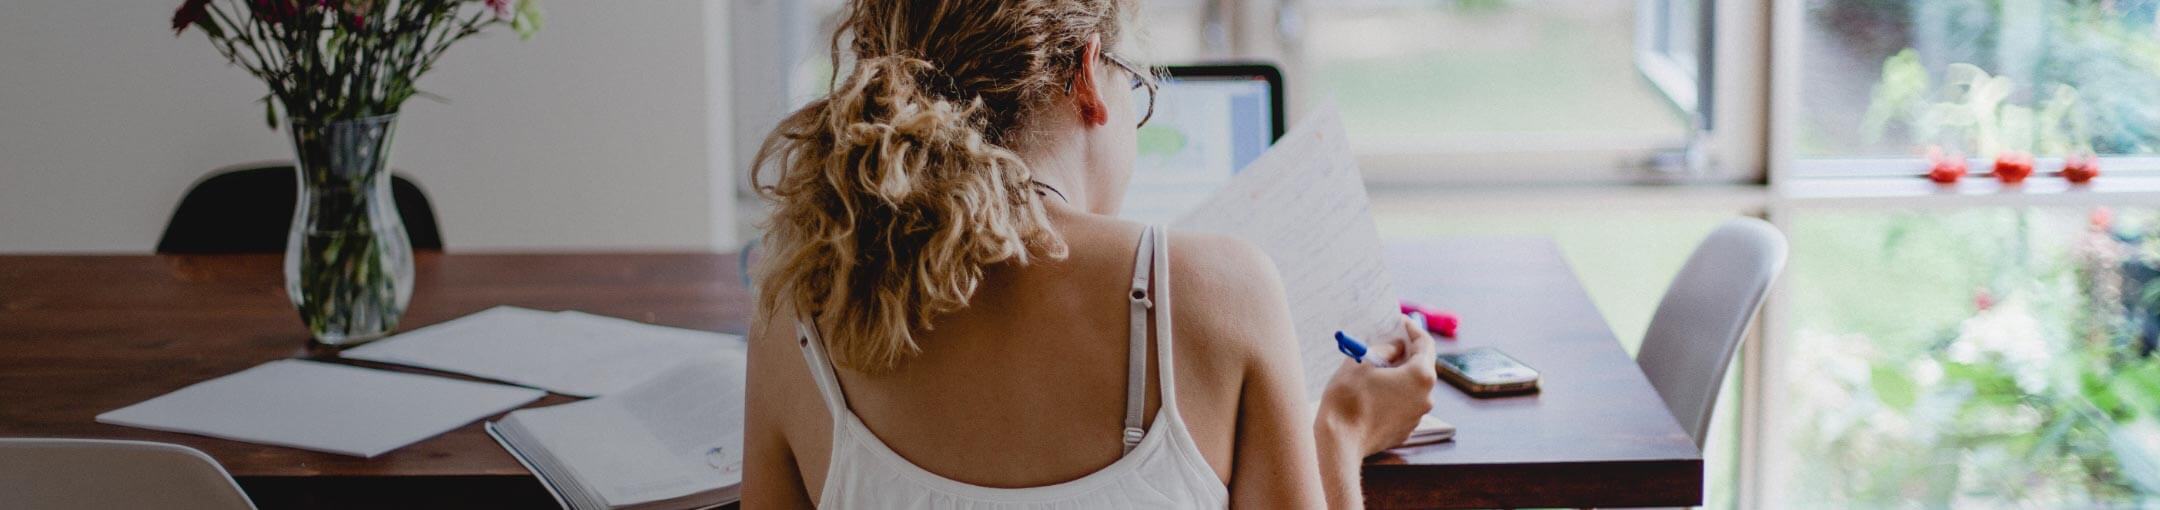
1994;151;2035;184
1928;146;1967;184
2064;154;2101;183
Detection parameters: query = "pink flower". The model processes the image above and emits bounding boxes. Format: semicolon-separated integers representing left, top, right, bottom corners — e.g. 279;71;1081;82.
484;0;511;17
172;0;212;35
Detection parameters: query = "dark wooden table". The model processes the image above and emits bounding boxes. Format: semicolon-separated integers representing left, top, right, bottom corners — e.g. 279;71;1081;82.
0;253;752;509
0;238;1699;509
1368;237;1702;509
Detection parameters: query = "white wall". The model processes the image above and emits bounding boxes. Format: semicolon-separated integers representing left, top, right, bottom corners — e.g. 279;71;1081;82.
0;0;737;253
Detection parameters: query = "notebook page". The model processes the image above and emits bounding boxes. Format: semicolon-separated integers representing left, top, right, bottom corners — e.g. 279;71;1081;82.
508;401;690;507
602;352;747;506
1174;103;1402;400
508;353;748;507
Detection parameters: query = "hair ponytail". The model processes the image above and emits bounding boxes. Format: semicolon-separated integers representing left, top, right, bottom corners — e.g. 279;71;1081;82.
753;52;1068;371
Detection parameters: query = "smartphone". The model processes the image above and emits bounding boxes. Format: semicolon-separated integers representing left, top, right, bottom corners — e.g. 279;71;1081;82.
1436;347;1539;396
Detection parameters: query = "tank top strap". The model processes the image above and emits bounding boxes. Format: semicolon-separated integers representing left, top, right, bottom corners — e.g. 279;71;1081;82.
1150;225;1181;417
1121;226;1156;454
794;317;850;423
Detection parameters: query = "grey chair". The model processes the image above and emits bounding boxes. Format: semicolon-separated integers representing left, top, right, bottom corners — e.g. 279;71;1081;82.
1636;217;1788;447
0;438;257;510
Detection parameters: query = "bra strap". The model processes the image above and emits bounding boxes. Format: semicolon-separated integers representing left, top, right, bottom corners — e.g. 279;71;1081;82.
1122;226;1156;454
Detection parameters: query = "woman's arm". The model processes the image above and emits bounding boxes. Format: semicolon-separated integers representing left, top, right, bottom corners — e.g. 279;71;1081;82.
1200;235;1438;509
1208;239;1330;509
1315;317;1441;508
1312;420;1369;509
741;308;817;509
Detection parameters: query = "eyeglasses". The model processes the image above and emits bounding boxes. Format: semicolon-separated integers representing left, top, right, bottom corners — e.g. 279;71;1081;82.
1099;52;1158;128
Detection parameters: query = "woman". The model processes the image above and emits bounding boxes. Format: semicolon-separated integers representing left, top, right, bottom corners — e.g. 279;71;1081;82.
741;0;1438;507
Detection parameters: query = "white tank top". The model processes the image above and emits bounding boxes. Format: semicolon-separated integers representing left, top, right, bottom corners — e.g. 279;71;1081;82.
796;225;1229;509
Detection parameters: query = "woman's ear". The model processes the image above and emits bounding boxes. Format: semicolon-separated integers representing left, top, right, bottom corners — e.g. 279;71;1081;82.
1071;34;1109;126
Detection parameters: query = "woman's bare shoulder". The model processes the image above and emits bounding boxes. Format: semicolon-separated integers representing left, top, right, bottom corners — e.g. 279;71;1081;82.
1164;231;1296;372
1038;212;1296;371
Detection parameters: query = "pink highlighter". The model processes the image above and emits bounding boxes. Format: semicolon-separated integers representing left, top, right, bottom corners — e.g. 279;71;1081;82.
1399;300;1459;339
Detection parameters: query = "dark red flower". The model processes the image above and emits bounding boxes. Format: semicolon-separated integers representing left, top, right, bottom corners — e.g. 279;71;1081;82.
173;0;212;35
2063;154;2101;184
249;0;303;24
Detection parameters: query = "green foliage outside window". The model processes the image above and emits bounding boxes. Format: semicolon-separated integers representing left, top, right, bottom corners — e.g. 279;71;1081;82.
1809;0;2160;157
1786;207;2160;505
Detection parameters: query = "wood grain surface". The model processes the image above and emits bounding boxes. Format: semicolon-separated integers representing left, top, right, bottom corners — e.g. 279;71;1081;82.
0;240;1700;509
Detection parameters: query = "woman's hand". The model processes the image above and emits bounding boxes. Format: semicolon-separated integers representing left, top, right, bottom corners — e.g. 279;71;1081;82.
1310;316;1438;508
1317;316;1439;457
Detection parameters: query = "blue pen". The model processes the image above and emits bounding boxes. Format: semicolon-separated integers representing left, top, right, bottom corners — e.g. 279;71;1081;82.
1338;311;1425;366
1335;331;1369;363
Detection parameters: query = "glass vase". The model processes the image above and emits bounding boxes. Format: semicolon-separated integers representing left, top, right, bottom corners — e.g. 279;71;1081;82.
283;114;415;346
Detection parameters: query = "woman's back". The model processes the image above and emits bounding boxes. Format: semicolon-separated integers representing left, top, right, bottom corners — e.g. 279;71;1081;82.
811;220;1229;507
739;1;1381;506
747;212;1306;506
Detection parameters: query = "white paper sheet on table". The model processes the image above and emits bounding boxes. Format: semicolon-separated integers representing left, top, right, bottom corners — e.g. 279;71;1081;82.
1173;103;1404;400
96;359;544;458
342;307;746;397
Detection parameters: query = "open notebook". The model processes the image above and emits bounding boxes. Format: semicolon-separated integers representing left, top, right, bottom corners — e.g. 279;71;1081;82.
488;351;748;510
1176;103;1453;448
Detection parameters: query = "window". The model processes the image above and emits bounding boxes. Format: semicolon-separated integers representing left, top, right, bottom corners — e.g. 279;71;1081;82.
1125;0;1218;62
1273;0;1713;182
1638;0;1708;124
1786;0;2160;178
1763;204;2160;507
1764;3;2160;507
739;0;1757;186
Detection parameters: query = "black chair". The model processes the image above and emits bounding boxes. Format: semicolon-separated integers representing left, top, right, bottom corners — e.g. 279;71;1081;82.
157;165;444;254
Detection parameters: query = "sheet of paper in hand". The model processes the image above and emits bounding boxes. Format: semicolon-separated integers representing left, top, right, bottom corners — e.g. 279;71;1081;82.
1172;103;1403;399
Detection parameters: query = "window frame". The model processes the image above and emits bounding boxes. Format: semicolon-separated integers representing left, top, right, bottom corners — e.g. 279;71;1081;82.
1636;0;1711;130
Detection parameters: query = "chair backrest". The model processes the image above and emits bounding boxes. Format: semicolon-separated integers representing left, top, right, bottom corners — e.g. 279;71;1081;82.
0;438;256;510
1636;217;1788;448
156;164;443;253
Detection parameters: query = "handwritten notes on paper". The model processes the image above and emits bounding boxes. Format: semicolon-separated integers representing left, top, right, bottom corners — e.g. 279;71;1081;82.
1173;104;1402;399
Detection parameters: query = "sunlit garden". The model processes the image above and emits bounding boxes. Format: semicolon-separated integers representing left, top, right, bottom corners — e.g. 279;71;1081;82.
1778;206;2160;506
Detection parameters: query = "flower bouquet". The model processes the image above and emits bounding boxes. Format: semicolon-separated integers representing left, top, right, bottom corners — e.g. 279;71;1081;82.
172;0;540;345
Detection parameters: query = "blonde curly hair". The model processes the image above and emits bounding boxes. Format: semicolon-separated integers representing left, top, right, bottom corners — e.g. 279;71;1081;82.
753;0;1127;371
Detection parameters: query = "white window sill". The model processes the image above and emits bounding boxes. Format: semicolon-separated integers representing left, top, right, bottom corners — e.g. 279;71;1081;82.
1775;176;2160;208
